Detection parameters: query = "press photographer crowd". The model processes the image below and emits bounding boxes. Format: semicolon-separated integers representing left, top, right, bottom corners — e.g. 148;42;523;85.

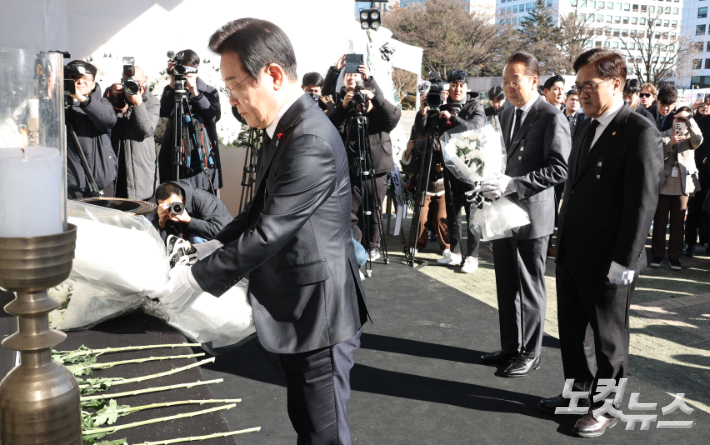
51;17;710;442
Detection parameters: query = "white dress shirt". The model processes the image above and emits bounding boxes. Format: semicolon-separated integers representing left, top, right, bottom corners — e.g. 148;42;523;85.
266;91;304;139
510;91;540;141
589;98;625;148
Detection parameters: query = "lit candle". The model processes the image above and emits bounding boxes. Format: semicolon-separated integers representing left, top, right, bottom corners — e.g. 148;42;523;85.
0;147;63;237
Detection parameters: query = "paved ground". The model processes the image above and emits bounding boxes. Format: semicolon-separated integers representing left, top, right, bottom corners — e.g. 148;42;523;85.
378;211;710;414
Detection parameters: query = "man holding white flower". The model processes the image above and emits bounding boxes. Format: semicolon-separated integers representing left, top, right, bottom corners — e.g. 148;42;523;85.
478;52;570;377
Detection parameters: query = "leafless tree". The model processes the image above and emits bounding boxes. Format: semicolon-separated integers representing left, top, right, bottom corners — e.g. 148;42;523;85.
392;67;418;100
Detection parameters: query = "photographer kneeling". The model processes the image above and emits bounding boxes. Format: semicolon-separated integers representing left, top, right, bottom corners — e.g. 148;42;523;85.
105;65;160;201
415;69;485;273
328;60;402;260
154;180;233;245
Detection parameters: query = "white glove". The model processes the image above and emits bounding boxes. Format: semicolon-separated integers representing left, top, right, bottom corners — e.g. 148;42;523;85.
607;261;635;285
149;265;202;313
480;174;515;200
193;239;224;260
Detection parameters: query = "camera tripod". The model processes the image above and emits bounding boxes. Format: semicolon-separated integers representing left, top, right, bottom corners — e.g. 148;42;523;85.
346;109;390;277
238;128;262;213
170;77;216;195
404;109;441;268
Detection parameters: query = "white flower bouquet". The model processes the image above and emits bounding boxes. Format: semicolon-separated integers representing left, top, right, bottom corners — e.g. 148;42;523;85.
441;120;530;240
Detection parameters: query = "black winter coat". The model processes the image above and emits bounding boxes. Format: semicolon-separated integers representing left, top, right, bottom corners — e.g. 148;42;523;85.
65;83;118;198
414;95;486;135
328;76;401;175
159;77;222;190
153;179;233;242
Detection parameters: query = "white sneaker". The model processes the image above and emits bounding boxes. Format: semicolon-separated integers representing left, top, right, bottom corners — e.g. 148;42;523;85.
359;270;365;280
437;250;462;266
461;257;479;274
368;248;381;261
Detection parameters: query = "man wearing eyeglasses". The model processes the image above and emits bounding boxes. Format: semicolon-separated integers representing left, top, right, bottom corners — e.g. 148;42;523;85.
150;19;369;444
538;49;663;438
478;52;570;377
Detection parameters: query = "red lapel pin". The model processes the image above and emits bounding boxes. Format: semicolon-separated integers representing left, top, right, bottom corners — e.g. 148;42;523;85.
277;133;283;140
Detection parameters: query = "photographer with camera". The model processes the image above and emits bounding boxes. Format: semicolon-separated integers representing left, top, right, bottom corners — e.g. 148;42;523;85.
158;49;222;194
153;180;233;244
65;60;118;199
301;72;335;115
105;64;160;201
327;56;401;261
485;86;506;118
415;69;485;273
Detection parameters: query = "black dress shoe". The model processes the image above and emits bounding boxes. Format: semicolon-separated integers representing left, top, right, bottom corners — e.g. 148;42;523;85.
502;356;540;377
480;349;519;364
538;394;591;414
684;245;695;257
573;411;618;438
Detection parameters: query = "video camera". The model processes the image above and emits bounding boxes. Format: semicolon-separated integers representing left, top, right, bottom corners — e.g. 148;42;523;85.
63;64;84;97
424;74;449;112
121;57;140;96
351;81;366;109
167;51;198;96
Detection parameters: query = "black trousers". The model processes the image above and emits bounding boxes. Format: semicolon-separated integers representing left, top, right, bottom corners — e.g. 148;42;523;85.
445;174;480;257
279;327;362;445
685;168;710;248
556;258;634;408
491;236;548;358
351;173;387;250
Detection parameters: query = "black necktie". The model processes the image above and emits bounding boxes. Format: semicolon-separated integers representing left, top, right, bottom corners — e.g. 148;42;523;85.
577;119;600;170
512;108;523;142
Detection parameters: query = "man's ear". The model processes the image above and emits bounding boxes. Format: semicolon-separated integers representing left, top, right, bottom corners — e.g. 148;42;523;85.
266;64;287;91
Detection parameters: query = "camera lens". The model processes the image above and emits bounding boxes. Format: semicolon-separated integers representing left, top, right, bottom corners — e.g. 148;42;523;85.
123;79;140;96
169;202;185;216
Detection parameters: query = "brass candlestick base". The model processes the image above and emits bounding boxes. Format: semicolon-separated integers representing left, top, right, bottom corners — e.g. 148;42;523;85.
0;225;82;445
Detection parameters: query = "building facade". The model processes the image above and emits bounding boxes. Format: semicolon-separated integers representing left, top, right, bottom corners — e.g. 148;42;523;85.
683;0;710;88
497;0;685;84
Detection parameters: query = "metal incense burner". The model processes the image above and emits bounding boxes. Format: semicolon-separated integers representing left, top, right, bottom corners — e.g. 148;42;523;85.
0;225;82;444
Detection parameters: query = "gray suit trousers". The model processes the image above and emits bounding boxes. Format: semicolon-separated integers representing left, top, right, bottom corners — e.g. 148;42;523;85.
492;236;548;358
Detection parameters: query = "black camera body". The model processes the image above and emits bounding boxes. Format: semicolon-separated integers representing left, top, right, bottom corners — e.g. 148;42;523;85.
167;51;199;96
121;57;140;97
63;64;85;97
169;202;185;216
426;77;449;112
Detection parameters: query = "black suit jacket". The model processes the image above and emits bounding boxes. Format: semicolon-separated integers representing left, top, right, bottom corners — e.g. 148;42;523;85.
192;93;368;354
566;111;589;142
500;95;571;240
557;104;664;276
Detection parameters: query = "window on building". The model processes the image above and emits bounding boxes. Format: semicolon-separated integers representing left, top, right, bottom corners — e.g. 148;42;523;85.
623;3;630;10
641;5;646;12
655;32;661;39
707;42;710;52
663;20;669;27
596;28;603;35
590;1;596;7
705;59;710;70
673;8;678;14
649;6;654;13
693;59;702;70
632;4;638;12
631;17;637;24
605;28;611;35
664;7;671;14
655;19;661;26
612;42;619;48
614;28;620;36
639;31;645;38
580;0;587;6
580;13;586;21
597;14;603;21
500;19;505;25
671;20;677;28
604;41;611;47
629;42;635;49
606;15;612;22
571;0;577;5
622;29;628;36
671;32;676;39
614;16;620;23
507;6;511;13
586;41;593;48
606;2;613;8
640;18;645;25
630;30;636;36
662;32;668;39
621;42;627;49
598;1;604;7
700;7;708;18
547;0;552;6
668;45;674;51
596;41;602;47
623;16;629;24
513;5;518;12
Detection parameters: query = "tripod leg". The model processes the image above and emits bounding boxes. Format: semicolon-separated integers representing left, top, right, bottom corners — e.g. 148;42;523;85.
362;125;390;264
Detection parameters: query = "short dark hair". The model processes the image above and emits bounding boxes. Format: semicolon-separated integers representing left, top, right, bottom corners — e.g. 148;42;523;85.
573;49;627;84
543;75;565;91
506;52;540;77
447;68;468;84
623;78;641;95
68;60;97;80
488;86;505;101
566;89;579;97
657;84;678;105
175;49;200;67
155;182;184;203
302;72;323;87
209;18;298;81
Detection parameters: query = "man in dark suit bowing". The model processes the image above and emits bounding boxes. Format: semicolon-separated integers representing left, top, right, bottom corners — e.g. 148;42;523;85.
537;49;663;438
150;18;369;444
478;52;570;377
